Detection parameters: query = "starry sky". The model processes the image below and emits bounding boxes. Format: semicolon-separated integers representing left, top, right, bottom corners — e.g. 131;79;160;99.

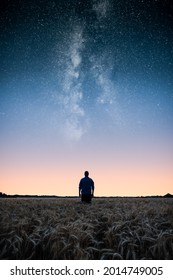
0;0;173;196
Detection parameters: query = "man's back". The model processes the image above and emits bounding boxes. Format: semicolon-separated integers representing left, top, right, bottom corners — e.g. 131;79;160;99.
79;176;94;195
79;171;95;203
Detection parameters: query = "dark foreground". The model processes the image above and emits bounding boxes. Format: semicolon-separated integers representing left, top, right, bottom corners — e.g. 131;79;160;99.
0;197;173;259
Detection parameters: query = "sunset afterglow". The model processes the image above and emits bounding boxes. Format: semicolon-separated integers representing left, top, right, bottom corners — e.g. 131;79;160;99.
1;0;172;197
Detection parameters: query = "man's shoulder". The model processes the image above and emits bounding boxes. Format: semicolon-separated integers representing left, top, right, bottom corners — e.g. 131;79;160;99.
80;177;94;183
80;177;86;183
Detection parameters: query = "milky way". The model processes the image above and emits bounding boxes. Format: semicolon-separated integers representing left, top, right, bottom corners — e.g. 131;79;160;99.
0;0;173;195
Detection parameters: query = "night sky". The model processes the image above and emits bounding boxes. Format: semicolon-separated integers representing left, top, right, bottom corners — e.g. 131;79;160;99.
0;0;173;196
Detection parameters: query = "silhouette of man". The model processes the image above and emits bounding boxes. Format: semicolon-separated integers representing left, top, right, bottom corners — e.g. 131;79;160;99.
79;171;94;203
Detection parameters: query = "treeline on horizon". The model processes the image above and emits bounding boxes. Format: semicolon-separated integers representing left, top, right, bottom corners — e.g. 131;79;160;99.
0;192;173;198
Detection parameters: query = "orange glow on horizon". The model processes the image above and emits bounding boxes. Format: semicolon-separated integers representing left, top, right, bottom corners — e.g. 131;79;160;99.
1;161;172;197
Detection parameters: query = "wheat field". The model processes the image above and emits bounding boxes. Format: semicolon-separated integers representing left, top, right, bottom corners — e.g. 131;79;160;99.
0;197;173;259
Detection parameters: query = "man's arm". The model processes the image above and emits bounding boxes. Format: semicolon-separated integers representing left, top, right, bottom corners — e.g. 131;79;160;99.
79;180;82;197
91;180;94;197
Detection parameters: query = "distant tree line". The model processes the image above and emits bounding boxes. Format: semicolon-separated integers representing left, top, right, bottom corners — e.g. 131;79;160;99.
0;192;7;198
0;192;173;198
164;193;173;198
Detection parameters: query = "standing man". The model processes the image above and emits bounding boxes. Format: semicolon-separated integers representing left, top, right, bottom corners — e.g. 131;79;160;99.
79;171;94;203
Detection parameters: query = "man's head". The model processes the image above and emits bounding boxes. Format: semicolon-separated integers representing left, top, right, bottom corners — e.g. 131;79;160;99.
84;171;89;177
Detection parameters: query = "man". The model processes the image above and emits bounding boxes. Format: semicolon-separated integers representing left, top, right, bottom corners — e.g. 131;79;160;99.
79;171;94;203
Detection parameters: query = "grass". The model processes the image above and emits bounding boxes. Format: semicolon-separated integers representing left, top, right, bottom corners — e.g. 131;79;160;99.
0;197;173;259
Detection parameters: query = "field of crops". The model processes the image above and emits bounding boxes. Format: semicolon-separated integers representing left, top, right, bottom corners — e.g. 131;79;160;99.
0;197;173;259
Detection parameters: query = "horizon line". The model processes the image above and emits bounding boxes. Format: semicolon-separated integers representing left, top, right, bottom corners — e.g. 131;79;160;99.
0;193;173;198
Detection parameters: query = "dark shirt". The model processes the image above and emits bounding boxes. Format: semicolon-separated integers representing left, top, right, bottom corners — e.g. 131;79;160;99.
79;177;94;195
